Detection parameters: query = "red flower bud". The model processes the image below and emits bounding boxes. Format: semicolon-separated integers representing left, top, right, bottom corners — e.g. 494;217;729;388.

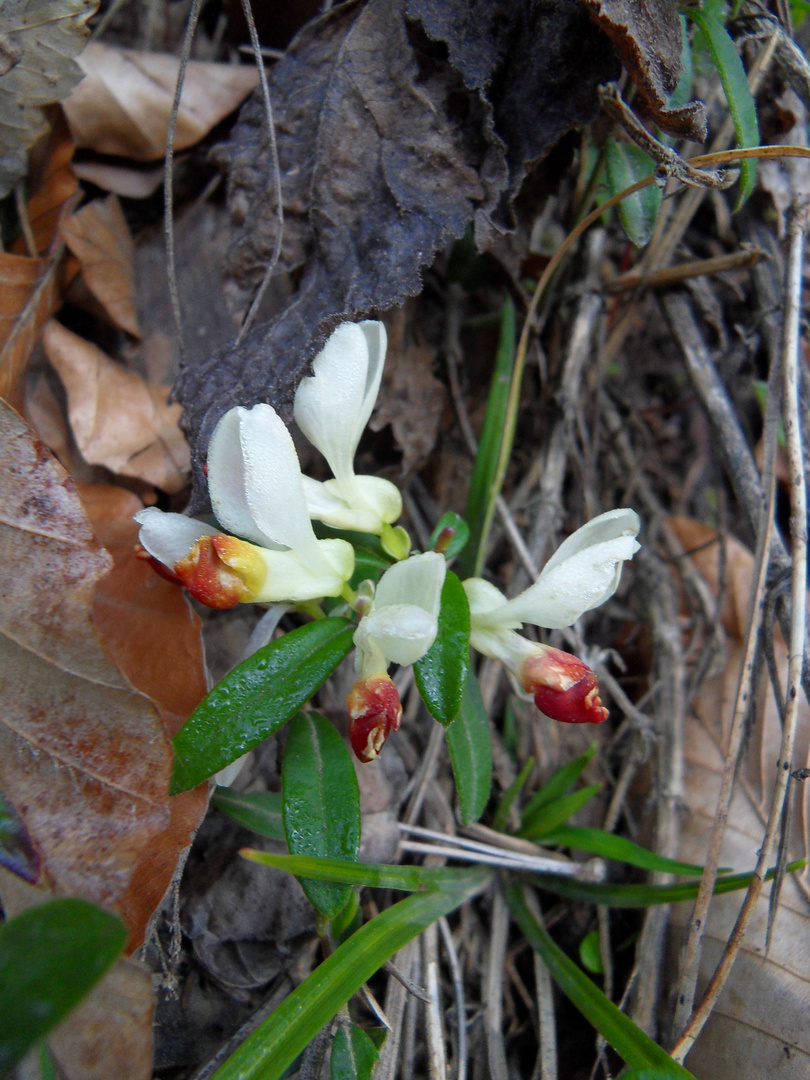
173;536;249;609
520;647;608;725
346;675;403;762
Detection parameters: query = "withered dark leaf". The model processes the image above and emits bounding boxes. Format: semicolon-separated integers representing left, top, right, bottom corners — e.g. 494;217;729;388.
182;0;505;487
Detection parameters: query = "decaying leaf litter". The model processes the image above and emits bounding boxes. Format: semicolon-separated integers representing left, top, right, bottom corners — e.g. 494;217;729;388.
1;0;810;1077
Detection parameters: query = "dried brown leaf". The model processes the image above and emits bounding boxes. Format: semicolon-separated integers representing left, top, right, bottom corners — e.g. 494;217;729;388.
80;482;210;949
62;195;140;337
43;319;190;492
15;137;80;257
0;254;63;411
63;43;259;161
0;402;172;912
0;0;97;196
667;519;810;1078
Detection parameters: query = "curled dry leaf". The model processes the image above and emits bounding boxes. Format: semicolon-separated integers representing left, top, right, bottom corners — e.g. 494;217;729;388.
63;42;259;161
42;319;190;492
14;138;79;257
62;195;140;337
0;401;172;913
79;482;210;948
0;254;63;411
667;518;810;1078
0;0;96;197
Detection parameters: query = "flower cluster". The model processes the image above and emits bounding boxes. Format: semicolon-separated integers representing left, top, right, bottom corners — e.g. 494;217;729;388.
137;322;640;763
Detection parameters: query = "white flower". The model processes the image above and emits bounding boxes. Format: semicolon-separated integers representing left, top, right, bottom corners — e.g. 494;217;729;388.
463;509;640;725
135;404;354;608
353;551;447;677
347;552;446;762
294;321;402;534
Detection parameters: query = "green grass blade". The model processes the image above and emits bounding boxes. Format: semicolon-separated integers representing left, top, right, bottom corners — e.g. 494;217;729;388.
520;785;602;840
330;1024;378;1080
446;667;492;824
530;860;804;907
690;1;759;206
212;868;489;1080
521;744;596;825
240;852;480;893
457;297;516;579
540;826;710;876
492;756;535;834
505;882;697;1078
212;788;285;840
171;618;355;793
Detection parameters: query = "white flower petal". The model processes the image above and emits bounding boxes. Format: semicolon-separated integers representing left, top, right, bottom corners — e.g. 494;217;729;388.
357;320;387;430
234;404;324;560
355;603;438;667
135;508;218;568
463;577;510;620
375;551;446;616
542;509;640;576
301;476;394;533
252;539;355;602
207;408;277;548
352;475;402;526
495;533;640;628
293;322;372;488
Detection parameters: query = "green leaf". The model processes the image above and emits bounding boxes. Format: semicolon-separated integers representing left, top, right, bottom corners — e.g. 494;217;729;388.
0;790;39;883
621;1070;691;1080
446;667;492;825
530;860;804;908
579;928;604;975
330;1024;379;1080
521;745;596;827
506;882;697;1078
541;826;709;876
282;712;361;918
428;512;470;559
241;852;481;893
414;572;470;726
212;868;489;1080
0;899;125;1074
492;756;535;834
689;3;759;207
520;785;602;840
457;297;517;579
171;618;355;793
605;139;661;247
212;788;284;840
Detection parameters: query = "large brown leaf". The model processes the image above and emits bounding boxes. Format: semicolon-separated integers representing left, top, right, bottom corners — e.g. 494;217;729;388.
667;519;810;1078
0;401;172;911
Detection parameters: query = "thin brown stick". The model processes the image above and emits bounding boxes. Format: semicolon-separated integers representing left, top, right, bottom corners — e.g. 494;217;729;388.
604;246;766;295
236;0;284;342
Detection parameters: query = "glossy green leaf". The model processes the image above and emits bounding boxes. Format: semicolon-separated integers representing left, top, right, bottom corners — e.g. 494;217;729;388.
520;784;601;840
0;899;125;1074
579;928;604;975
241;851;481;893
457;297;516;579
330;1023;379;1080
541;826;710;876
428;512;470;559
446;667;492;825
492;756;535;834
282;712;361;918
621;1070;690;1080
690;1;759;207
605;139;661;247
521;744;596;826
531;860;804;907
212;788;284;840
414;572;470;726
506;882;697;1078
0;790;39;884
212;867;489;1080
171;618;355;793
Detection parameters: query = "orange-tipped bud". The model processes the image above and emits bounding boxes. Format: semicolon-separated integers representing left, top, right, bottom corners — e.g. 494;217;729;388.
519;647;609;725
173;535;257;609
346;675;403;762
